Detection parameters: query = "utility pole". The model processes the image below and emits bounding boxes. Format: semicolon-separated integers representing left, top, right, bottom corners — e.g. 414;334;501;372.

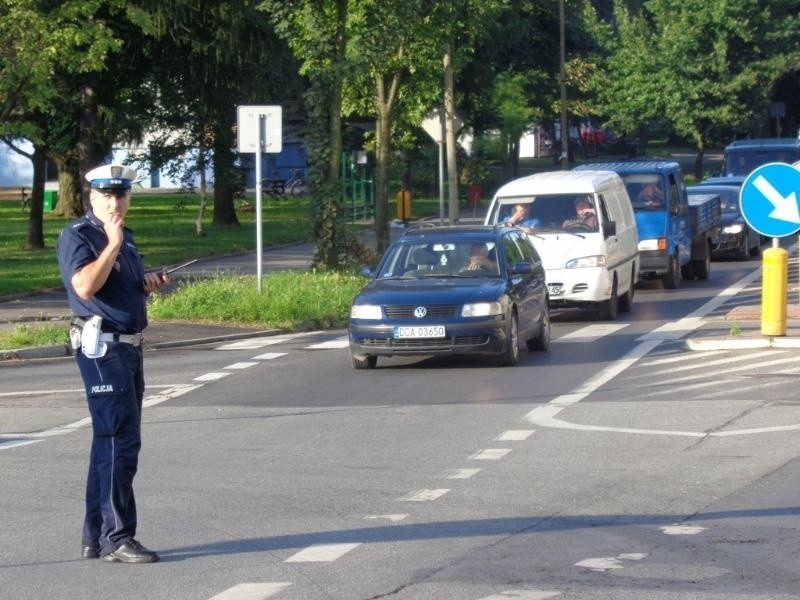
559;0;569;170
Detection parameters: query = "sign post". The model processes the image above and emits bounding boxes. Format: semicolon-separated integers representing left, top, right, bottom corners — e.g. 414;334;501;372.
421;109;446;225
237;105;282;292
739;162;800;335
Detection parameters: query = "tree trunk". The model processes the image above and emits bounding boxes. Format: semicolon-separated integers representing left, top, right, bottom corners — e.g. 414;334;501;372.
212;136;240;226
694;133;706;181
77;82;106;211
25;149;47;250
195;148;207;236
54;156;83;217
443;48;459;224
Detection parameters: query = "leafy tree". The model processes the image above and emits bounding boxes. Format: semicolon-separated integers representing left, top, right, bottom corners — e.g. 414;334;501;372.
584;0;800;178
150;1;300;228
0;0;153;248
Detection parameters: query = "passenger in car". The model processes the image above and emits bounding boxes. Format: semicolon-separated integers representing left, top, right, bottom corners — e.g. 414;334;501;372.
504;203;539;234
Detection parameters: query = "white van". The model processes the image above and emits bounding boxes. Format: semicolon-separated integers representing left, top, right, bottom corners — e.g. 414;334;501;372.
484;170;639;319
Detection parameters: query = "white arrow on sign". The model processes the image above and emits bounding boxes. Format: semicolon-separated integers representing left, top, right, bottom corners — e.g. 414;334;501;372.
753;174;800;224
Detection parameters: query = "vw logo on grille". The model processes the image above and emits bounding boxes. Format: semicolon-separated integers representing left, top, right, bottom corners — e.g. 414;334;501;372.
413;306;427;318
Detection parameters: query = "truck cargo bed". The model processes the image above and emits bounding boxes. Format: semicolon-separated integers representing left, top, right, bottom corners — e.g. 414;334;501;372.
688;193;721;234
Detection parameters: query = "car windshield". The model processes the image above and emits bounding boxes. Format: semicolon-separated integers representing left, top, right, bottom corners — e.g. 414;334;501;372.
376;240;501;278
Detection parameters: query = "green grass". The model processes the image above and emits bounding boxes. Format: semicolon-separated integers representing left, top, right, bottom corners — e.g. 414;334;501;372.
149;271;367;329
0;194;314;297
0;323;69;350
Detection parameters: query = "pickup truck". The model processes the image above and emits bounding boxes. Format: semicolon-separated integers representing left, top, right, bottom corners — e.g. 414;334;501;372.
574;161;720;288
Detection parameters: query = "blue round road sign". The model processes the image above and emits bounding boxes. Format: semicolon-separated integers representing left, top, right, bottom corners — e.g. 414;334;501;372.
740;162;800;238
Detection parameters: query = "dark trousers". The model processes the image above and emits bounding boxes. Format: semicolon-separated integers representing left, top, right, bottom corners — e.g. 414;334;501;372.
76;343;144;555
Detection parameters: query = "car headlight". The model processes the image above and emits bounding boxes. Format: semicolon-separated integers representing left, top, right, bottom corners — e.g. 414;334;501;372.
462;301;503;317
350;304;382;319
722;224;744;234
565;255;607;269
638;238;667;251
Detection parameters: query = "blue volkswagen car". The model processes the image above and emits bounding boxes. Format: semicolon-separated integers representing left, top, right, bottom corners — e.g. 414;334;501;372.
348;225;550;369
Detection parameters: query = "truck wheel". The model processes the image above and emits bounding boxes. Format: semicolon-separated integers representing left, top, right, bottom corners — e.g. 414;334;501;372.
598;277;618;320
693;241;711;280
662;254;681;289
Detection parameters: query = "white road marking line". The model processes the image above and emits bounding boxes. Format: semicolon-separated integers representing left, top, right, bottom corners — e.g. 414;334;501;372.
284;543;361;562
625;350;786;379
477;591;562;600
2;383;205;450
207;582;291;599
144;384;203;407
496;430;534;441
0;439;43;450
698;377;799;399
306;337;349;349
399;489;450;502
224;362;259;370
193;372;231;382
661;524;707;535
216;336;297;350
0;384;175;398
641;350;726;366
629;355;800;395
470;448;512;460
576;553;647;572
443;468;481;479
363;514;408;522
251;352;287;360
553;323;628;342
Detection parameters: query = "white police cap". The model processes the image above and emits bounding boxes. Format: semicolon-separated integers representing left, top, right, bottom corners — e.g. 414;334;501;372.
85;164;138;192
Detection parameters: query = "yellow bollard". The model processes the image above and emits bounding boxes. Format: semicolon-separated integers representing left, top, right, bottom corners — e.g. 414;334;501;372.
761;245;788;336
396;189;411;221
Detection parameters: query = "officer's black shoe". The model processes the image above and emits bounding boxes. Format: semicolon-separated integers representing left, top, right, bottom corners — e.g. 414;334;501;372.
101;539;160;563
82;546;100;559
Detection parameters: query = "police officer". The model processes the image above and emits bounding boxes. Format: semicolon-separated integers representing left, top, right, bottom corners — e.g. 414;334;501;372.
57;164;169;563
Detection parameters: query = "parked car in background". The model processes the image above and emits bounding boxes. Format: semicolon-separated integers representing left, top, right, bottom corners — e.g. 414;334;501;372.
721;138;800;177
687;184;760;260
348;225;550;369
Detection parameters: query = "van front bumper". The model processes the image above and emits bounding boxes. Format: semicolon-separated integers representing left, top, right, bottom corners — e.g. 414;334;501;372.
545;267;612;307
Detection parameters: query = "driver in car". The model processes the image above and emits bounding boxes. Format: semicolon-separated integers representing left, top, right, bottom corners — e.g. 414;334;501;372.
562;197;598;230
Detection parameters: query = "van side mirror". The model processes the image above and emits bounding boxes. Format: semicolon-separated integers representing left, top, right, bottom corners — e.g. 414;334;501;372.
603;221;617;238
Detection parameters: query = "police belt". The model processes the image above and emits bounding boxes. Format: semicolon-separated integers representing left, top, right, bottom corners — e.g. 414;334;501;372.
70;317;144;347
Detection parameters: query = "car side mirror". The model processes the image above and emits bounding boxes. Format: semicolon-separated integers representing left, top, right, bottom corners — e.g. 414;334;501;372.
603;221;617;238
508;261;533;276
360;265;374;278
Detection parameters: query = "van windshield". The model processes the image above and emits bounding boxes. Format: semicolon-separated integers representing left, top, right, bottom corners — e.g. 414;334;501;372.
495;194;598;233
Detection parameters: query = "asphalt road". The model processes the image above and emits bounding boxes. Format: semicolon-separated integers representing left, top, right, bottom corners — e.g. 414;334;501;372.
2;251;799;600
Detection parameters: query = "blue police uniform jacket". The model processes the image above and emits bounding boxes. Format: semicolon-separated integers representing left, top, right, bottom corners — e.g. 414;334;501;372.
57;212;148;333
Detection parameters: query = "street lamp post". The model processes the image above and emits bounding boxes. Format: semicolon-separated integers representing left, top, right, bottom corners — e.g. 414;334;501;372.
559;0;569;170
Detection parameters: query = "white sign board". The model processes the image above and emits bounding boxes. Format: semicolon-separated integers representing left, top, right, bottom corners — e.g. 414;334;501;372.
237;105;282;153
